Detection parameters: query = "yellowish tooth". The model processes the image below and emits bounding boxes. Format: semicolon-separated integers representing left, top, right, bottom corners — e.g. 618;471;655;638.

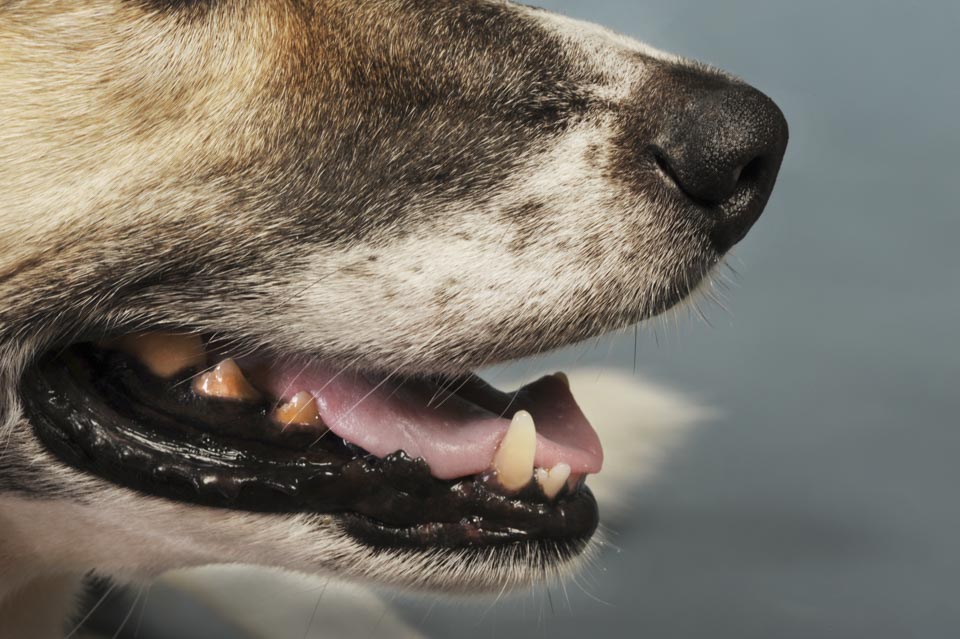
106;332;206;378
553;371;570;388
493;410;537;491
192;358;260;401
273;391;323;427
535;463;572;500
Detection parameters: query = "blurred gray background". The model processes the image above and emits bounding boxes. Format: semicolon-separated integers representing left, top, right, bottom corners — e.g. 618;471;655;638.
88;0;960;637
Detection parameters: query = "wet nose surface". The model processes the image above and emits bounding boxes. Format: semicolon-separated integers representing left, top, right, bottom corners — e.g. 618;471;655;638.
654;73;789;251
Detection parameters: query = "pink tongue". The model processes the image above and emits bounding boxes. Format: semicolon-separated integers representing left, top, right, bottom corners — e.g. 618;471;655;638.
254;364;603;481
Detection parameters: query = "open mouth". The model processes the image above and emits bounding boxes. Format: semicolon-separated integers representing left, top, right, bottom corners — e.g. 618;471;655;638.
20;333;603;551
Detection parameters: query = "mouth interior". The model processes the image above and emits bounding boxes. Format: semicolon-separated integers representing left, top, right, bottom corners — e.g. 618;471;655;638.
21;332;603;549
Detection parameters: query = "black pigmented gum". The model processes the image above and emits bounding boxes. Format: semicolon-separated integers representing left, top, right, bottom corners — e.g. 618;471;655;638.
21;345;598;550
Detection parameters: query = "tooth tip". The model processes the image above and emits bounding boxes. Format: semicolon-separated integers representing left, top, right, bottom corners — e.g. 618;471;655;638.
511;410;535;431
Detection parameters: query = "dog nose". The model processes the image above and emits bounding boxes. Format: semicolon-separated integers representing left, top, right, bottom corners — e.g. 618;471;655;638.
655;76;788;251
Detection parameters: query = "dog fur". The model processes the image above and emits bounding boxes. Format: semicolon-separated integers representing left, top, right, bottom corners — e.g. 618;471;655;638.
0;1;778;636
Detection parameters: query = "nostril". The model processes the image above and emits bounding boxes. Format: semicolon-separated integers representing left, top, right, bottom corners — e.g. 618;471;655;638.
737;155;764;186
654;146;755;207
656;142;777;207
729;164;744;186
653;81;788;213
652;149;690;199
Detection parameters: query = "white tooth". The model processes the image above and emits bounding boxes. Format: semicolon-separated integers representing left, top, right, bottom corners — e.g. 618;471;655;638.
493;410;537;491
553;371;570;388
536;463;572;500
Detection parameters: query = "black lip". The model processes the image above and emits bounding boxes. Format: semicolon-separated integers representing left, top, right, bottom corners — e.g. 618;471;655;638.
20;344;599;550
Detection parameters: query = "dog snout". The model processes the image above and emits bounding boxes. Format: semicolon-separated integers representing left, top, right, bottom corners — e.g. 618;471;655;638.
652;71;788;251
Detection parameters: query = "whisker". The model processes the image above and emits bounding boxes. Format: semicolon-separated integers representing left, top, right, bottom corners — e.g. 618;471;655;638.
302;578;329;639
133;582;152;639
64;579;117;639
429;374;474;410
170;339;262;390
368;605;389;639
110;584;144;639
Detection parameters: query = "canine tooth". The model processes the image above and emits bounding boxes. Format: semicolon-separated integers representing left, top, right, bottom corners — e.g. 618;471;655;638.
193;358;260;401
535;463;571;500
493;410;536;491
273;391;323;427
108;332;206;378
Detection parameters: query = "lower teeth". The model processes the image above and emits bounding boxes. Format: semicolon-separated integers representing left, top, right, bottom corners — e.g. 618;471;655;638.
535;463;572;499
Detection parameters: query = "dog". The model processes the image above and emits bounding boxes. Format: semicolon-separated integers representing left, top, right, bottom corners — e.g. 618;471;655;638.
0;1;787;636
